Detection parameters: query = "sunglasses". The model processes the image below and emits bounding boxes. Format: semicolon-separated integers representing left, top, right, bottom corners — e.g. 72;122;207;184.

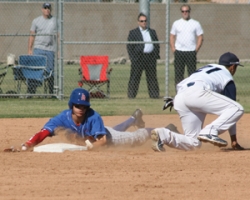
139;20;147;23
43;6;51;10
181;10;190;13
74;104;87;109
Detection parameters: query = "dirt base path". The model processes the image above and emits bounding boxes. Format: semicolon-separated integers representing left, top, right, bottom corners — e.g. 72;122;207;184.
1;114;250;200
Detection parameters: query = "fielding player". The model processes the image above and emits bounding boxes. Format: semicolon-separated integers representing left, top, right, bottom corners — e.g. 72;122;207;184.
151;52;245;152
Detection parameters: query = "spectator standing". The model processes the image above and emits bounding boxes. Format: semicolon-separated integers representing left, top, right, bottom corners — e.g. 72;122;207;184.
127;13;160;99
170;4;203;86
28;2;57;95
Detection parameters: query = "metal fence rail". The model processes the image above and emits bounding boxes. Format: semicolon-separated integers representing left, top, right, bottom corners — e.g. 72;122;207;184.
0;1;250;116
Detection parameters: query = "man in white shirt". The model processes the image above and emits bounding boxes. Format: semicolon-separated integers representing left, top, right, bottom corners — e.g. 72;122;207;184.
170;4;204;86
127;13;160;99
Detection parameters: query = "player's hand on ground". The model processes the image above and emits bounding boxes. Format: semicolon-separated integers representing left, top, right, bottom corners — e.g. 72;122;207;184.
231;141;245;150
4;146;21;152
3;144;29;152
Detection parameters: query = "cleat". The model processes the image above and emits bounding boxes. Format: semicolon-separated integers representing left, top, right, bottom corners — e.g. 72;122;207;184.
165;123;181;134
151;129;166;152
197;134;228;147
131;109;145;128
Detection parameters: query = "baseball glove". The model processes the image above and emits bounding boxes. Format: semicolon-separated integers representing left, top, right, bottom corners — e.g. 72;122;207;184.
163;96;174;111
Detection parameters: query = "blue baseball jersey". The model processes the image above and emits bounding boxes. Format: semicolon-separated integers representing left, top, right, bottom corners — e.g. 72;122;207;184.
43;108;106;139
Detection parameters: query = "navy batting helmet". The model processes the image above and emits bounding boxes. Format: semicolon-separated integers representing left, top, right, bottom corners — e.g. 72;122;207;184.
68;88;90;109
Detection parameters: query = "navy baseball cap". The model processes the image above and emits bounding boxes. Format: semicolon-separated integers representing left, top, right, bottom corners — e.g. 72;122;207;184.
219;52;244;67
42;2;51;9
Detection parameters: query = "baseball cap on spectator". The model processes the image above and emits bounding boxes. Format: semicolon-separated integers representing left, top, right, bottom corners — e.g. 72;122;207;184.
219;52;244;67
42;2;51;9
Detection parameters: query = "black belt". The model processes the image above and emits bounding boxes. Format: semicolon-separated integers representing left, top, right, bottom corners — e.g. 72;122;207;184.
187;82;195;87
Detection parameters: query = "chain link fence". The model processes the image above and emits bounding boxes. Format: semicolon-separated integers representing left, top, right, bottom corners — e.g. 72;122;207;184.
0;1;250;116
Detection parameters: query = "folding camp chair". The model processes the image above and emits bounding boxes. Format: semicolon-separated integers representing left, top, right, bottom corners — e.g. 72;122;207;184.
0;65;8;94
78;55;112;98
12;65;26;94
14;55;52;95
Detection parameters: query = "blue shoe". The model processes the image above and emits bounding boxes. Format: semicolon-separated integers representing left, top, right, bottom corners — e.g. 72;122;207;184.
197;134;228;147
151;129;166;152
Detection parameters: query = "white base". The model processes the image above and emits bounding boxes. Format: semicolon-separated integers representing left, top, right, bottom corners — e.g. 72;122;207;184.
33;143;88;153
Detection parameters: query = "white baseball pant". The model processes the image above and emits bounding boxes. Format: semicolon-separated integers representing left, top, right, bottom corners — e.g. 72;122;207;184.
106;117;153;146
157;83;244;151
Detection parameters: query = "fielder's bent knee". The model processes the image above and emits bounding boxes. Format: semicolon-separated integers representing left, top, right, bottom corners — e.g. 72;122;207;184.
235;105;244;119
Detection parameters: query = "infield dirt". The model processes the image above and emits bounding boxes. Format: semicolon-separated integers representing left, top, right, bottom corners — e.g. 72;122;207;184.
1;114;250;200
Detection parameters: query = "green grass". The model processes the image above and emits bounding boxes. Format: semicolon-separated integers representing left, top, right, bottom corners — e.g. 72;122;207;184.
0;63;250;118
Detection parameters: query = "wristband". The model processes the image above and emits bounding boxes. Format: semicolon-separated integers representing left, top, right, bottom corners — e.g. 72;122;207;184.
85;140;93;149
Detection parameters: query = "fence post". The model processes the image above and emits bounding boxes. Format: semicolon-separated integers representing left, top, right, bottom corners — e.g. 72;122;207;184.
139;0;150;27
165;0;170;97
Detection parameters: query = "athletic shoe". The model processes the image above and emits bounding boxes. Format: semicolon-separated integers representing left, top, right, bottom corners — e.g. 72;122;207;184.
197;134;228;147
165;123;180;134
151;129;166;152
132;109;145;128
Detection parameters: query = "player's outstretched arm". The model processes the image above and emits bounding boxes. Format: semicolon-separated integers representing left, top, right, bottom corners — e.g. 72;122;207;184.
3;129;50;152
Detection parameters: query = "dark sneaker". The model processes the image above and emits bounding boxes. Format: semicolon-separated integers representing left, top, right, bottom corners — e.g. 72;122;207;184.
151;129;166;152
165;123;181;134
198;134;228;147
131;109;145;128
